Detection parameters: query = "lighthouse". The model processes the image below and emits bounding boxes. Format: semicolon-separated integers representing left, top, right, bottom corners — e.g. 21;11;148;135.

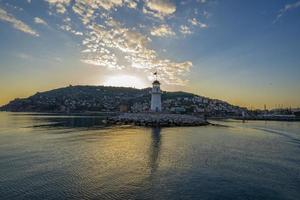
150;76;162;112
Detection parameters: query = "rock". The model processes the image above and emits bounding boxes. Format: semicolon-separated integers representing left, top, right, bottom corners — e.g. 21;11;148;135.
107;113;208;127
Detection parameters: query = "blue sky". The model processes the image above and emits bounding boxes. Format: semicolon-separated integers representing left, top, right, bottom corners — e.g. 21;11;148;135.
0;0;299;108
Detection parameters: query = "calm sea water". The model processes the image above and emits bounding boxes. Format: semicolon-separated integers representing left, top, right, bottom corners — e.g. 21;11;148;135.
0;112;299;200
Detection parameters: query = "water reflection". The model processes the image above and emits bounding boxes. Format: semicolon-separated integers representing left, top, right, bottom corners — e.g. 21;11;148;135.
29;115;106;128
148;128;161;175
1;112;300;200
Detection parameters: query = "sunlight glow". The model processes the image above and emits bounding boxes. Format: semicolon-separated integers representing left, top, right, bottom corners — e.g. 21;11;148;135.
103;75;147;89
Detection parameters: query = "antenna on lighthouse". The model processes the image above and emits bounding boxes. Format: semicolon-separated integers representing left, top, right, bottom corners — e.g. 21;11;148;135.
154;71;158;80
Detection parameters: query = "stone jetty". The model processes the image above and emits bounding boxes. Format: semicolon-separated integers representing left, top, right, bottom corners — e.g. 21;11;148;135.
105;113;209;127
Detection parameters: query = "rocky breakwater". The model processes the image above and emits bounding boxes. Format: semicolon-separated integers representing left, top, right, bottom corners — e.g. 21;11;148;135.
106;113;209;127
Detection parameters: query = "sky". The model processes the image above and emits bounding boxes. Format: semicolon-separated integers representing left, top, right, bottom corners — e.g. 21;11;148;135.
0;0;299;109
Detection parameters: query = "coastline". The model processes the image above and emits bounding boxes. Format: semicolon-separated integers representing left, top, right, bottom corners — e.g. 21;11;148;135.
231;116;300;122
1;111;299;122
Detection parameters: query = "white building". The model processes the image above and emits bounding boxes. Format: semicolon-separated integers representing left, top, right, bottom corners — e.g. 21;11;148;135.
150;80;162;112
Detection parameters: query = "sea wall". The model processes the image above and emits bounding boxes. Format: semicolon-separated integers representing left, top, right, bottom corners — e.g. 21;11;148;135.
106;113;209;127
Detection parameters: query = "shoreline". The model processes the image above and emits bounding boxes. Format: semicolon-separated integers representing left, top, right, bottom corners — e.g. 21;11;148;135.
231;116;300;122
1;111;299;122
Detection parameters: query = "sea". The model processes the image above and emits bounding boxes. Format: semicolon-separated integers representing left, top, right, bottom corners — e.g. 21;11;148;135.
0;112;299;200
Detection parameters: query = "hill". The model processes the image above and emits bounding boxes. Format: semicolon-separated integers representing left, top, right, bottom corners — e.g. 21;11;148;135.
0;85;247;116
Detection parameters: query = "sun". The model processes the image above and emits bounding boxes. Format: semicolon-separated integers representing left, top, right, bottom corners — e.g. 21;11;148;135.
103;75;147;89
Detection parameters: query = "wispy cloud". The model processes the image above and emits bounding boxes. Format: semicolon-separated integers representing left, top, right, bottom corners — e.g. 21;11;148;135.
143;0;176;19
45;0;71;14
16;53;33;60
34;17;47;26
180;25;192;35
41;0;203;85
197;0;207;3
150;24;175;37
274;0;300;23
188;18;208;28
0;7;39;36
126;0;138;9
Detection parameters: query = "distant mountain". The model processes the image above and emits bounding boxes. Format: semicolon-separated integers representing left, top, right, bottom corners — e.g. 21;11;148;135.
0;85;247;116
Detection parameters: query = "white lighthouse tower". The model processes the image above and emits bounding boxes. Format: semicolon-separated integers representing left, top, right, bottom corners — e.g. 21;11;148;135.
150;73;162;112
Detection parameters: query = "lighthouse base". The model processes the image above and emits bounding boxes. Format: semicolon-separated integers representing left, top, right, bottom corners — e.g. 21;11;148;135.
106;113;209;127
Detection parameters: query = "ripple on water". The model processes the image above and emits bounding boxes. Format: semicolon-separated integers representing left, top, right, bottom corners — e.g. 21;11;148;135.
0;113;300;200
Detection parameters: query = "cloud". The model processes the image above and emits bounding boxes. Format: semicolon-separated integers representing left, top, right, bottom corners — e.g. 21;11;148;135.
34;17;47;25
72;0;125;11
274;1;300;23
197;0;206;3
95;0;124;10
46;0;135;15
125;0;138;9
16;53;32;60
150;24;175;37
43;0;193;85
81;17;191;84
68;0;137;25
60;24;83;35
180;25;192;35
143;0;176;19
72;2;93;24
45;0;71;4
0;7;39;36
188;18;208;28
45;0;71;14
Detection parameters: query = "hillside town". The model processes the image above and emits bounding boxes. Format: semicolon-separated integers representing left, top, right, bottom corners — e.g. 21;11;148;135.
0;85;247;117
1;84;299;120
